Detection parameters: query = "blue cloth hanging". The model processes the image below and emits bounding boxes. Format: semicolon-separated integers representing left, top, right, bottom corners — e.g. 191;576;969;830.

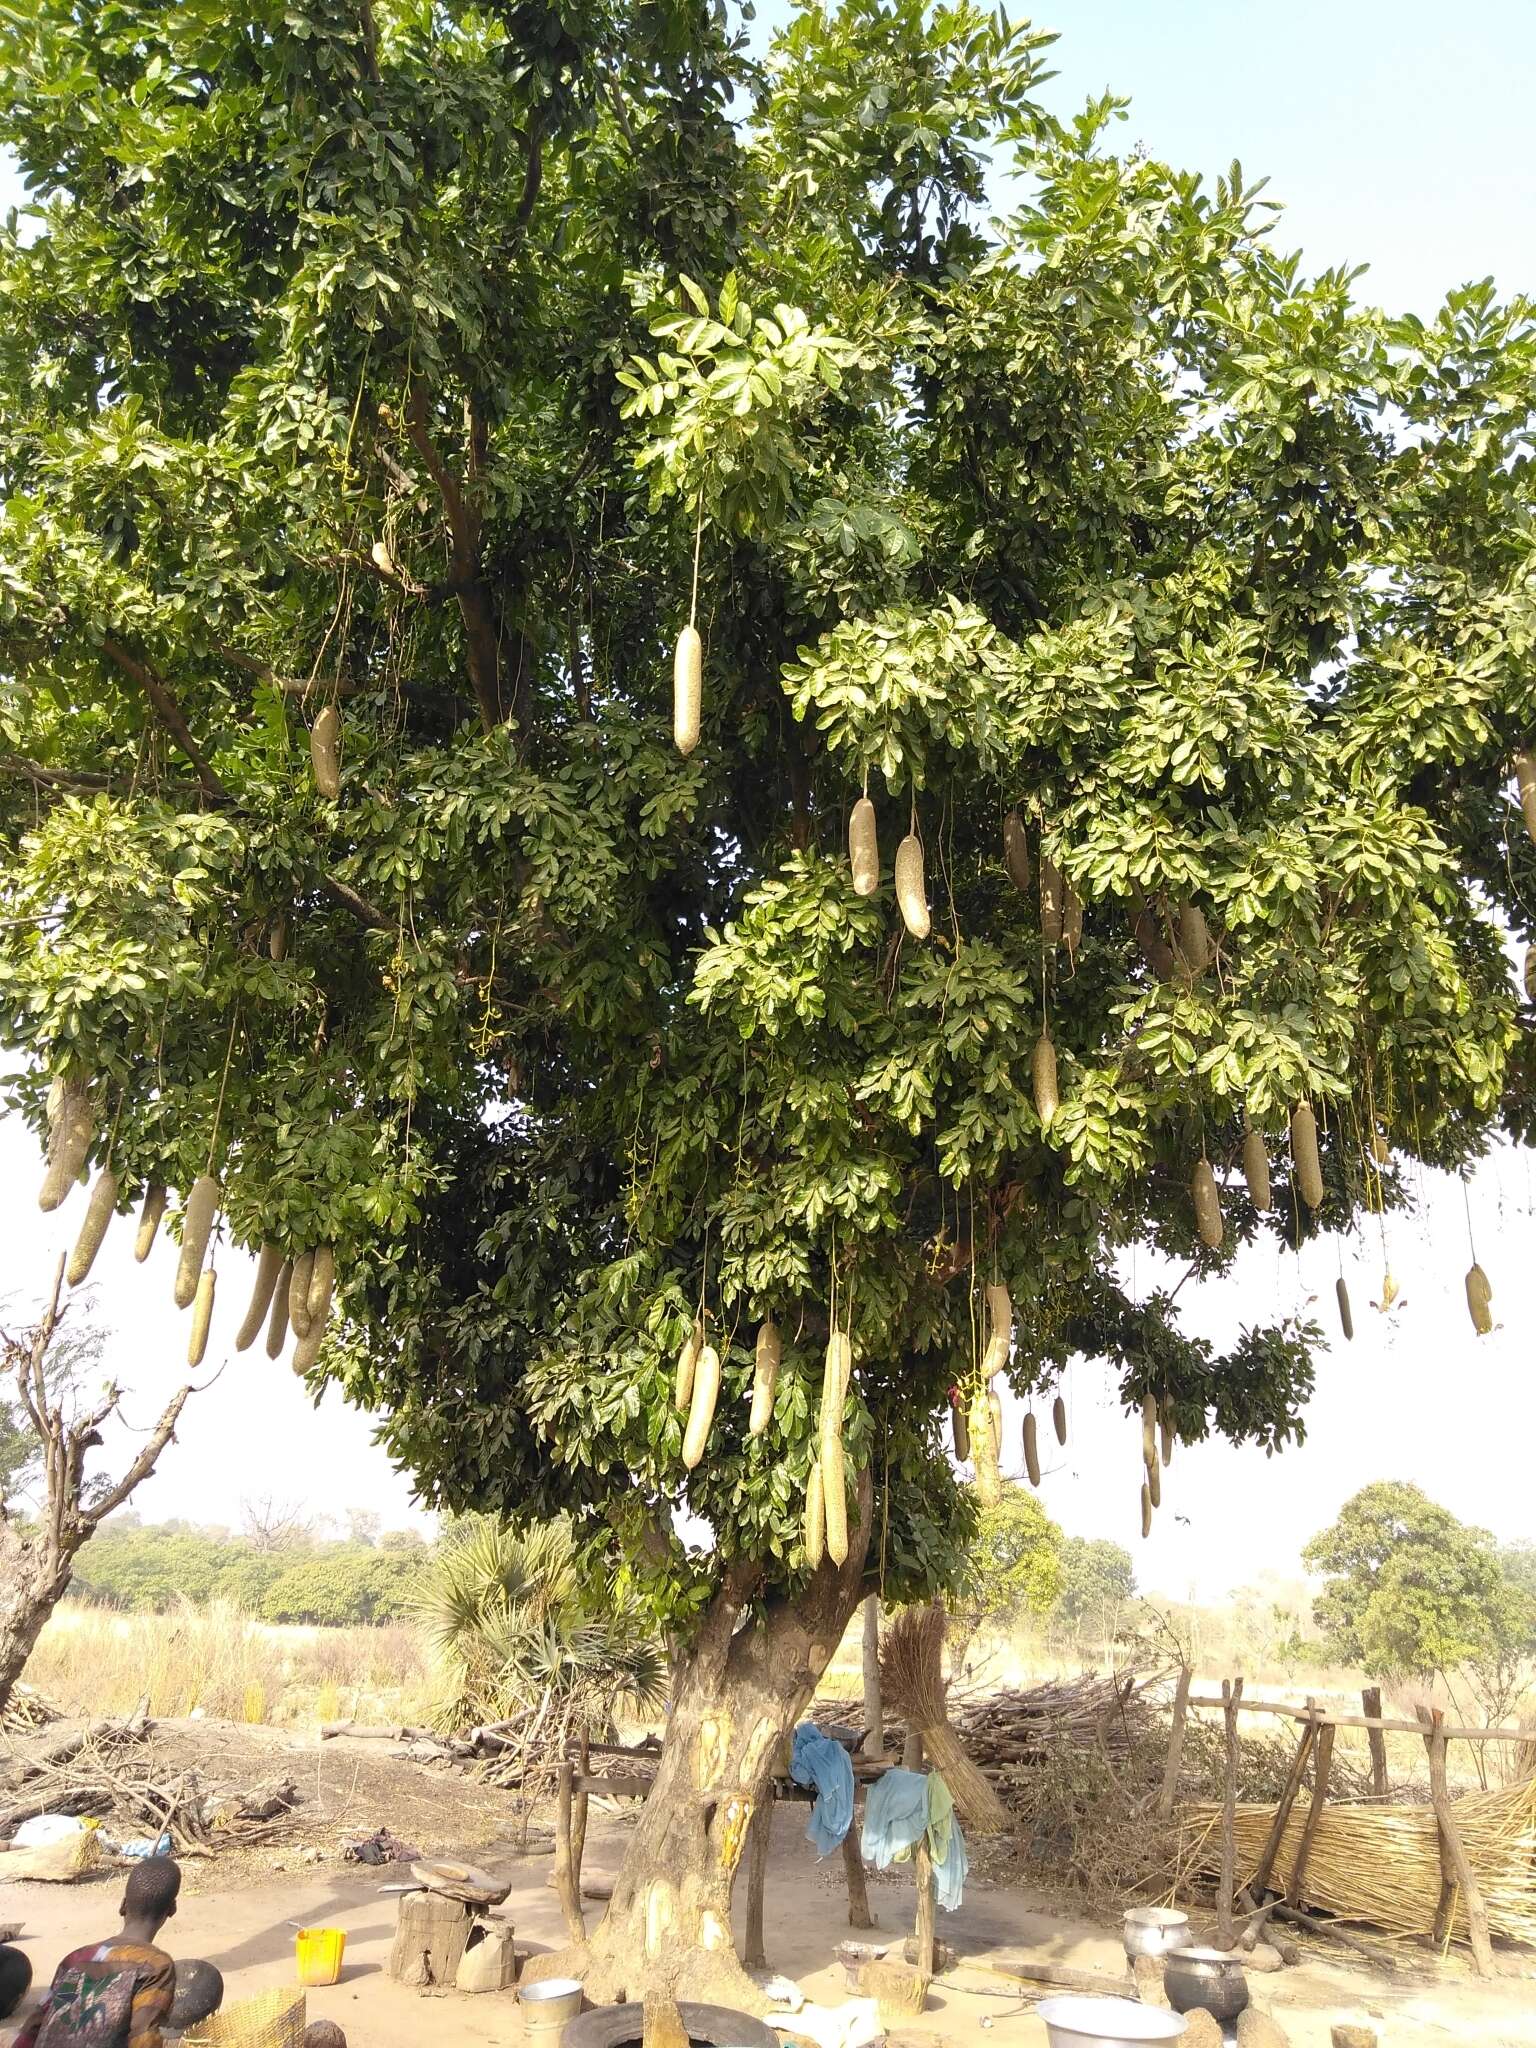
790;1721;855;1857
861;1765;968;1910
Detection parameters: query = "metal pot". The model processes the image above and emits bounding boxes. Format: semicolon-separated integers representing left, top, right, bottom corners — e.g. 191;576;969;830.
1122;1907;1192;1961
1163;1948;1249;2024
1036;1995;1187;2048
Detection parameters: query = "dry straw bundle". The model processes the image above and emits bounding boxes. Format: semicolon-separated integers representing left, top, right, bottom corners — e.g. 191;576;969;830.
879;1604;1007;1834
1181;1777;1536;1947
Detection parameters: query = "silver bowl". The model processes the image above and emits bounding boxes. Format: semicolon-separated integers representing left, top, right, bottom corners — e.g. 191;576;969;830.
1037;1996;1187;2047
1122;1906;1192;1960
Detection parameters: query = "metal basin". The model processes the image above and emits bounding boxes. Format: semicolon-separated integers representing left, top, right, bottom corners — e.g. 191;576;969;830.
1036;1995;1187;2047
1122;1906;1192;1960
519;1977;584;2026
1163;1947;1249;2023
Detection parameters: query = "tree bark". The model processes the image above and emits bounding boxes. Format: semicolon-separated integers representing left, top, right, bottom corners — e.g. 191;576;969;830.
0;1529;75;1713
525;1479;875;2008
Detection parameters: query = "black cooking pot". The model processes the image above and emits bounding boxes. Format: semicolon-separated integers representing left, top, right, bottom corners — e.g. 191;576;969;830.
1163;1946;1249;2023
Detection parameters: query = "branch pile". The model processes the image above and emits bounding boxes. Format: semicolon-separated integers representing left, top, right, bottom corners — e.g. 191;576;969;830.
0;1716;301;1857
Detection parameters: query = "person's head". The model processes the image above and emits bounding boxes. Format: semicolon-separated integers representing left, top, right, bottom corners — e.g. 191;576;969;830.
0;1945;32;2019
120;1856;181;1939
303;2024;347;2048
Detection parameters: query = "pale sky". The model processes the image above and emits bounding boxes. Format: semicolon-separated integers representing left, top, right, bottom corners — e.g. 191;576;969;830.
3;4;1534;1597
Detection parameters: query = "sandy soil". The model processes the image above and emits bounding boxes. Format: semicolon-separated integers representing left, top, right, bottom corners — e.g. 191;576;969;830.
1;1726;1533;2047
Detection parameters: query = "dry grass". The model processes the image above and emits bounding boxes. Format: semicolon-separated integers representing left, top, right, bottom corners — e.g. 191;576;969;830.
26;1602;432;1725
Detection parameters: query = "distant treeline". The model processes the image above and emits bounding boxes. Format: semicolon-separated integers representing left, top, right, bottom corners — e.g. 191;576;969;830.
70;1518;429;1626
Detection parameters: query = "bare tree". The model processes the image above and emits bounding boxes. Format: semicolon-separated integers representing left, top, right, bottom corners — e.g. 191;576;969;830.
0;1259;195;1712
240;1495;314;1553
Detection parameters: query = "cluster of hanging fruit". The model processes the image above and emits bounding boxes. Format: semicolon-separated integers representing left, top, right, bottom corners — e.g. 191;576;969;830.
38;1076;337;1373
675;1307;857;1571
1137;1392;1173;1539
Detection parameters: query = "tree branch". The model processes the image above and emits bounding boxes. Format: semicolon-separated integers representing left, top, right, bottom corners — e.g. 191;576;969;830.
86;1384;195;1526
99;638;229;802
403;382;503;731
357;0;381;84
321;873;392;930
513;112;544;234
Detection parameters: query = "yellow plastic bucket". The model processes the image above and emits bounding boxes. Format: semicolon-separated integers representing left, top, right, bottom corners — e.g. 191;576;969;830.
294;1928;346;1987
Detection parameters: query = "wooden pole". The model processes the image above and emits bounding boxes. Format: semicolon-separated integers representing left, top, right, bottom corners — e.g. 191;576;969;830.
742;1796;773;1972
1216;1677;1244;1949
901;1730;924;1770
1158;1666;1193;1820
572;1732;590;1892
912;1837;937;1980
1248;1716;1318;1902
842;1820;875;1928
860;1595;884;1758
1287;1717;1336;1911
1418;1706;1495;1978
1362;1687;1388;1798
554;1760;585;1942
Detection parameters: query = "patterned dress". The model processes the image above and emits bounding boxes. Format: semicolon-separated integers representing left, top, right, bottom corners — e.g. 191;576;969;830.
13;1939;175;2048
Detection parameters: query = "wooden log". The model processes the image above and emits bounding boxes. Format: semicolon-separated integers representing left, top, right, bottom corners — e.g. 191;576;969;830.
1158;1667;1193;1820
1185;1696;1526;1740
387;1890;473;1987
1361;1687;1388;1798
1287;1718;1335;1911
1248;1717;1318;1903
841;1824;874;1929
1216;1677;1244;1950
860;1595;884;1758
901;1731;924;1770
574;1774;655;1800
912;1837;936;1980
742;1797;773;1972
1418;1706;1494;1978
554;1761;585;1943
990;1958;1136;1996
572;1734;590;1893
319;1721;436;1742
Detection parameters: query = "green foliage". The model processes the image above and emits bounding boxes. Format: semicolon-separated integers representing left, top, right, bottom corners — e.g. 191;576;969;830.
1055;1535;1139;1632
1;0;1534;1651
70;1519;420;1624
1304;1482;1535;1682
261;1547;422;1625
958;1487;1063;1630
417;1514;665;1732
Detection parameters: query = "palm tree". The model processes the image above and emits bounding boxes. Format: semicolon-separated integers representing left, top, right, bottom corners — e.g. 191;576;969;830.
415;1514;666;1735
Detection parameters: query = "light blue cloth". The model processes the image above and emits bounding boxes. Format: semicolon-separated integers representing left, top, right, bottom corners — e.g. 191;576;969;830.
860;1766;968;1911
790;1721;855;1857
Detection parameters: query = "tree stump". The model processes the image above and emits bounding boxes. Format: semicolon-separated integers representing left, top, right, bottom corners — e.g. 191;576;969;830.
388;1890;473;1988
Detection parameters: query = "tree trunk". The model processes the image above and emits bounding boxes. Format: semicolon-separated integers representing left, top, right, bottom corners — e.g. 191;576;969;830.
0;1524;74;1714
526;1484;875;2009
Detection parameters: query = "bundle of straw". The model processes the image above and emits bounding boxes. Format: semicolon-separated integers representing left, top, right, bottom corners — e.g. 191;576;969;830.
1180;1777;1536;1947
880;1605;1008;1834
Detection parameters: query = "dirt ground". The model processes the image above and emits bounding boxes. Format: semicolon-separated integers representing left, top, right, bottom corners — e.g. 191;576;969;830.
2;1723;1534;2047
